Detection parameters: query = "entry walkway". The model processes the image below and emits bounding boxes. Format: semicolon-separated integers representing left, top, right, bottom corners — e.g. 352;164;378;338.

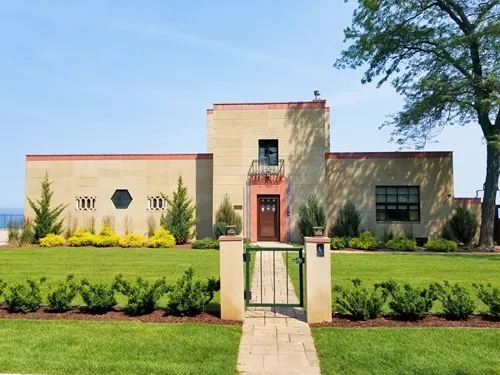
237;251;321;375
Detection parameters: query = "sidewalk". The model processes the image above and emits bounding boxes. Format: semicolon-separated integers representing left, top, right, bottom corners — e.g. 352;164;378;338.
237;251;320;375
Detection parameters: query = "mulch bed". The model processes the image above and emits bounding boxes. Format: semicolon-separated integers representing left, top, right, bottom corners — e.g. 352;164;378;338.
0;306;241;326
174;244;194;249
311;313;500;328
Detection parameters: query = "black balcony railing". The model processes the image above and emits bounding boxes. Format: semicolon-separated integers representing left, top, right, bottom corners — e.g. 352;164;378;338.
248;158;285;178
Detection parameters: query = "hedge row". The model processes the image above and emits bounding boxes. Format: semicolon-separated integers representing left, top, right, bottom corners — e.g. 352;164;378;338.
331;232;458;252
334;279;500;321
0;268;219;316
39;227;176;248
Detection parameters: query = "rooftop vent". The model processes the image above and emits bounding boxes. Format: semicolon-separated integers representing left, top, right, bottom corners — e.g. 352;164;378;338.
314;90;321;100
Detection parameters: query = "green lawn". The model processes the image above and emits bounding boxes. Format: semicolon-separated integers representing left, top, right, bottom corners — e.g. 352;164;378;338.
312;327;500;375
0;319;241;375
286;252;500;312
0;247;221;308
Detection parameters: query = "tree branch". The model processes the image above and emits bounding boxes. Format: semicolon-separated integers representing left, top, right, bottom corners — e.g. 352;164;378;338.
436;1;485;95
474;0;500;26
395;42;472;81
445;0;474;30
435;0;470;32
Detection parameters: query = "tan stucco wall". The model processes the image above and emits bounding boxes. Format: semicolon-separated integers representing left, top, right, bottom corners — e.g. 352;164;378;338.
207;111;214;153
325;154;456;239
24;100;473;244
25;157;213;238
211;102;329;241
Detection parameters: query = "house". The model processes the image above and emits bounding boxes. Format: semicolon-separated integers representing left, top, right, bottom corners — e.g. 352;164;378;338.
24;98;481;242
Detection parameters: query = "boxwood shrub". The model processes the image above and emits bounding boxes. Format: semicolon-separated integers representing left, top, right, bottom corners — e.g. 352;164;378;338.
475;283;500;319
430;281;475;320
47;275;79;312
348;231;380;250
167;267;220;316
385;236;417;251
330;237;349;250
334;278;386;320
80;279;117;313
424;238;458;252
113;274;168;315
377;280;436;320
4;277;46;313
191;237;220;250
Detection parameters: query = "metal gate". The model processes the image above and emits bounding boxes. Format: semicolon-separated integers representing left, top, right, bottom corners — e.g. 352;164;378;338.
245;247;304;308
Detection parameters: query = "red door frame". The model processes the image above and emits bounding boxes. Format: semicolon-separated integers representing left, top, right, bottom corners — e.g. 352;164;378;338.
250;179;287;242
257;195;280;241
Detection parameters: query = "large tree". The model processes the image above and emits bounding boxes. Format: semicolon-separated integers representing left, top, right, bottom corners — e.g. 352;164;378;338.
335;0;500;248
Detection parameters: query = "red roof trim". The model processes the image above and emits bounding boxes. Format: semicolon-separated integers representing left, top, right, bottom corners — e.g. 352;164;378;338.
212;100;326;111
454;198;481;205
325;152;452;159
206;109;214;114
26;154;213;161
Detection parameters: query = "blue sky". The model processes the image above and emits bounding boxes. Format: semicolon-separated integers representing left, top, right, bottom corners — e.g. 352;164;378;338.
0;0;486;208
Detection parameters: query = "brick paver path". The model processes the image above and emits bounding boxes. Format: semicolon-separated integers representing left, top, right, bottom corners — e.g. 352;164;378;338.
237;250;321;375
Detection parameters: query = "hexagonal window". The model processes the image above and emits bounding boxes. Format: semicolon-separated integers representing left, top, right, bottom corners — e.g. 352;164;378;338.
111;189;133;209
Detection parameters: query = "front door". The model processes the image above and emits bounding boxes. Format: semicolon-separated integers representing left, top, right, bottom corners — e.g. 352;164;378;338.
258;196;279;241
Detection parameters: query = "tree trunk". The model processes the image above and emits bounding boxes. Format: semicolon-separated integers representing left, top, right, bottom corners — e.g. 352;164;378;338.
478;142;500;249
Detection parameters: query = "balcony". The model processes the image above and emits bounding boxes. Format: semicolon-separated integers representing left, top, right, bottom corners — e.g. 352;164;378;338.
248;158;285;178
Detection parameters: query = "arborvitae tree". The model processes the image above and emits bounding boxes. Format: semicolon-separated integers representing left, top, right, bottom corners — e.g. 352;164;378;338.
298;193;326;239
27;172;68;243
448;205;478;246
213;194;243;238
161;175;199;244
330;200;362;238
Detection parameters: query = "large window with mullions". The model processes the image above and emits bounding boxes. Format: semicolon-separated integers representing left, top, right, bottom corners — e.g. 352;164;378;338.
376;186;420;222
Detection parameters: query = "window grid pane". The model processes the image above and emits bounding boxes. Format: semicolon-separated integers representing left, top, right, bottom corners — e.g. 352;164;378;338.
258;140;279;166
376;186;420;222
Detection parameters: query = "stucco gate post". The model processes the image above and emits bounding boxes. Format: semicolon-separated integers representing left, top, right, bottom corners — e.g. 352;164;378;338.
219;232;245;321
304;229;332;324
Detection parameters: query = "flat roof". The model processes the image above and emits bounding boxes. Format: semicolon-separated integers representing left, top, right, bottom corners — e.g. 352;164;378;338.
26;154;213;161
208;100;328;112
325;152;453;159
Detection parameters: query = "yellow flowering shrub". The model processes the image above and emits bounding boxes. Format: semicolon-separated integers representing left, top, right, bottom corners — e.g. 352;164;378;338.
93;225;120;247
68;229;95;247
119;233;146;248
148;228;176;248
39;233;65;247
